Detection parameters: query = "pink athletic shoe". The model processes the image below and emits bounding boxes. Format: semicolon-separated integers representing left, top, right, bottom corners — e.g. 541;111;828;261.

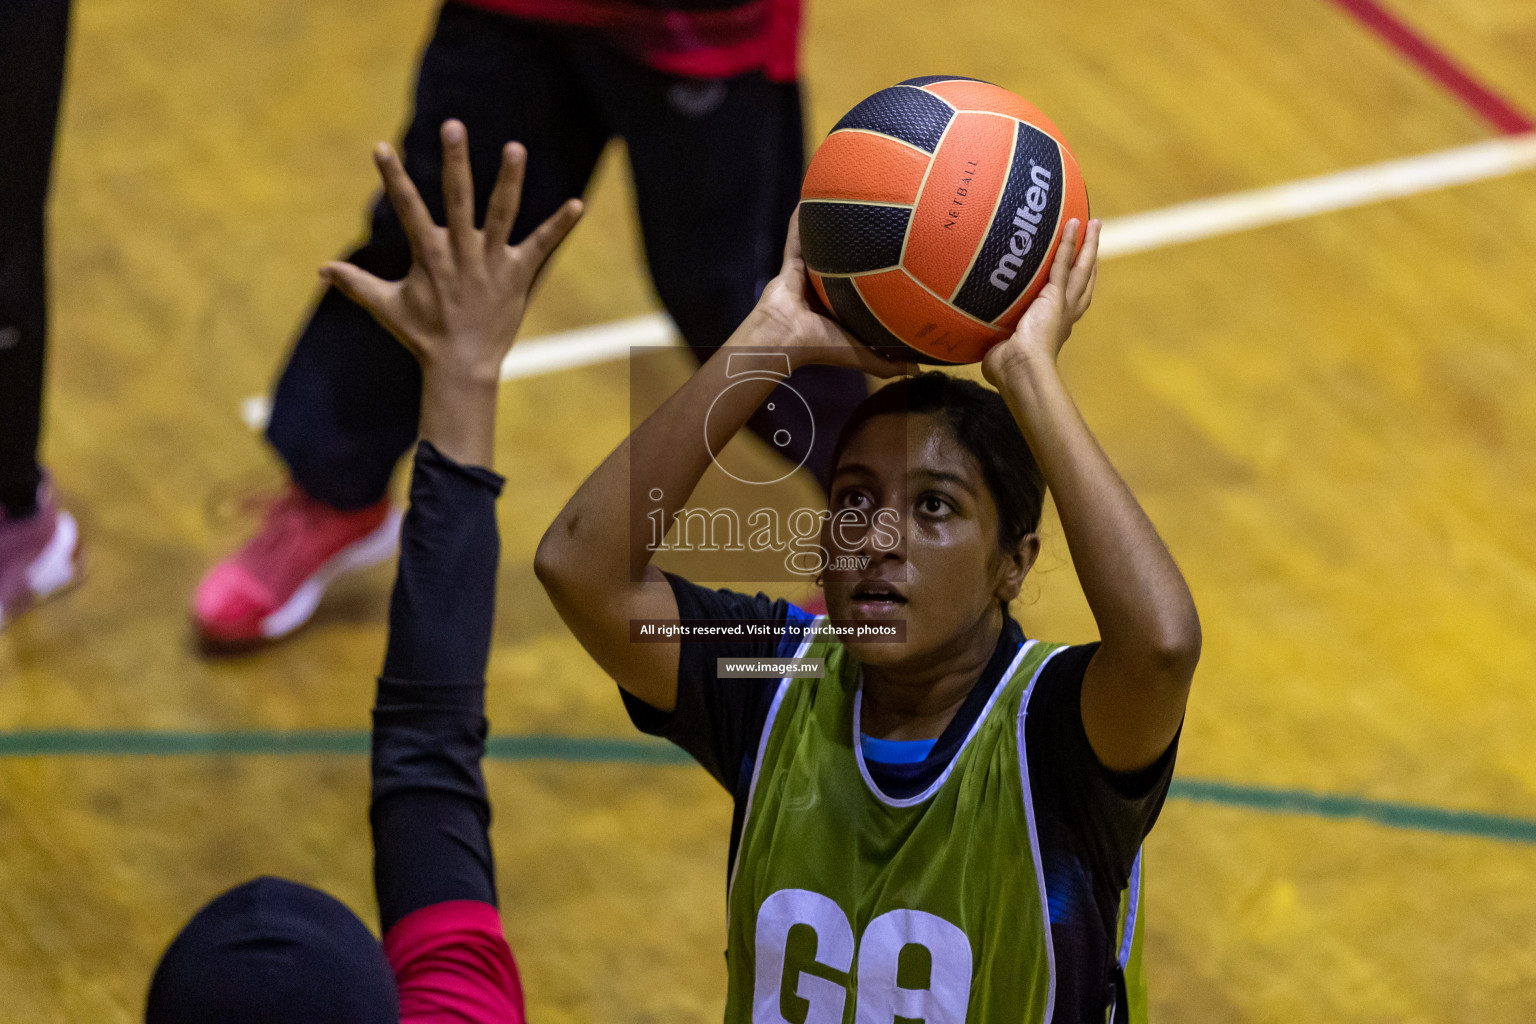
193;482;401;646
0;476;82;631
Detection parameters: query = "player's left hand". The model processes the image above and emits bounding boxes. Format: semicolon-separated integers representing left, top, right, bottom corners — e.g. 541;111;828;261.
320;119;584;386
982;217;1100;386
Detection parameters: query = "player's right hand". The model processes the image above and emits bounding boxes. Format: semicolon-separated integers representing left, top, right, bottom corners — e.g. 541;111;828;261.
742;206;911;379
982;217;1099;389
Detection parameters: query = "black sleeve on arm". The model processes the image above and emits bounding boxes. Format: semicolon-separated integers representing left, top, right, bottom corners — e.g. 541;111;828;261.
371;440;506;933
1026;642;1181;915
618;574;792;793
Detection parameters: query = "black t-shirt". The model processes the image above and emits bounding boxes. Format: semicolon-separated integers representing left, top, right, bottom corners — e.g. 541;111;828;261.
621;574;1180;1023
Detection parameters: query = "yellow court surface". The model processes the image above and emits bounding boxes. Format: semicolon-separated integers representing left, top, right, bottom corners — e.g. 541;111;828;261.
2;0;1535;1020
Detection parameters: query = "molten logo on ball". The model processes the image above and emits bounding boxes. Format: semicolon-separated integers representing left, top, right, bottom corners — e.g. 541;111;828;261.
990;161;1054;290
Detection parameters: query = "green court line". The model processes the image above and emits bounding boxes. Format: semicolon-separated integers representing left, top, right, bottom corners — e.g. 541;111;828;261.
0;729;691;764
0;730;1532;845
1168;779;1536;846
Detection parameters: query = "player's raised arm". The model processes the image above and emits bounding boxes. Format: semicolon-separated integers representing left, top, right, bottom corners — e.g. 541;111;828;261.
347;121;576;1011
533;214;905;712
149;120;582;1024
982;219;1201;773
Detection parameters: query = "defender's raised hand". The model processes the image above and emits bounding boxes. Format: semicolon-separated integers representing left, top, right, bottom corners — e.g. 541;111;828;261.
321;119;584;386
320;119;582;466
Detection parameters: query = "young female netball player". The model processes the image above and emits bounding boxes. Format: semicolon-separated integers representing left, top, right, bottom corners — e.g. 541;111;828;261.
535;209;1201;1018
147;122;581;1022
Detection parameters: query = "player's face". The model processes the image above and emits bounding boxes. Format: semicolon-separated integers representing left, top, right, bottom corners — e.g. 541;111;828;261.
822;412;1018;667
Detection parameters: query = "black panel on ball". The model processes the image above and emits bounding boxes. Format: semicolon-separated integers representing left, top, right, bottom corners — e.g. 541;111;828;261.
831;86;955;153
798;201;910;276
898;74;988;87
819;277;952;366
952;122;1064;323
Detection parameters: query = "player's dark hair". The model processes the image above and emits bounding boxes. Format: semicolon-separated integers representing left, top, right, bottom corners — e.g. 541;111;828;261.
830;371;1045;551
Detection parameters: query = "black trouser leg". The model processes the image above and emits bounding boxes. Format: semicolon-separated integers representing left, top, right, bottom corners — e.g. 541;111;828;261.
589;60;868;490
0;0;71;517
266;4;608;509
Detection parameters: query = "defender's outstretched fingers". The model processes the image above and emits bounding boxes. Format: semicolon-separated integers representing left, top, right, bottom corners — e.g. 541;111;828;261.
375;143;439;267
483;142;527;252
517;198;584;273
440;120;478;261
320;261;397;334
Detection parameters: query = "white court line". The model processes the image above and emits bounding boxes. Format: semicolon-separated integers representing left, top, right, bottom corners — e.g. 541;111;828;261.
238;313;675;429
240;131;1536;428
498;312;676;379
1099;131;1536;258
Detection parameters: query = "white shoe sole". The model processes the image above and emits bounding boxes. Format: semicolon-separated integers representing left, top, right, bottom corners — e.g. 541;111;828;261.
1;511;81;628
258;507;404;639
28;510;80;598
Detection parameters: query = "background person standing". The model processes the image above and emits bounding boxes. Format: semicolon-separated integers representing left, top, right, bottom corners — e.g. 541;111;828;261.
0;0;82;631
192;0;868;647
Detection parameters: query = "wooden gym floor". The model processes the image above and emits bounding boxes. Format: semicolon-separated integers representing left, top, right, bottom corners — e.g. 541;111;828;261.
2;0;1535;1019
